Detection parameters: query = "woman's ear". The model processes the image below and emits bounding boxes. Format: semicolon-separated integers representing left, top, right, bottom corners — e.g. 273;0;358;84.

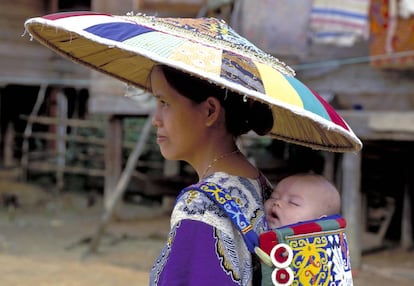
205;97;222;126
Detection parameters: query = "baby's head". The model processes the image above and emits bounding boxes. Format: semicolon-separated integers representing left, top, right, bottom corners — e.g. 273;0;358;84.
264;173;341;229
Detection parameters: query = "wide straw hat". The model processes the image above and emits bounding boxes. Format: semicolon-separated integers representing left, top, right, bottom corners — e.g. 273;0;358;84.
24;11;362;152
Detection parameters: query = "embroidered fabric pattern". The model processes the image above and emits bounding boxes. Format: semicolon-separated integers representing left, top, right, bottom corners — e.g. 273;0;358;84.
259;216;353;286
173;173;267;235
288;231;352;285
171;172;268;283
215;227;252;285
149;222;180;285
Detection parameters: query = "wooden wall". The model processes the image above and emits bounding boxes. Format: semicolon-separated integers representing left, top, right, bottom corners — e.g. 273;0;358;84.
0;0;89;85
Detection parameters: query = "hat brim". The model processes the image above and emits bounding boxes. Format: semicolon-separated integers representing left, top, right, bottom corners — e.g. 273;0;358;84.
25;12;362;152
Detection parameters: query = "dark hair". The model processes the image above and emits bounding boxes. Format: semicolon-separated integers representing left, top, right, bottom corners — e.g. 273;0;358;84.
158;65;273;137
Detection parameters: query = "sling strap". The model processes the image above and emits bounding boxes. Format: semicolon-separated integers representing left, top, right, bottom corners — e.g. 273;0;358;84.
179;181;259;253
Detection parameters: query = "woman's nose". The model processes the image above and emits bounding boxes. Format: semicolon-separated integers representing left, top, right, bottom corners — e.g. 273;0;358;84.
151;109;161;127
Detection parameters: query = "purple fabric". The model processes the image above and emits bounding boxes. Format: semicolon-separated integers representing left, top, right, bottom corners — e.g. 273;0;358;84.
155;219;238;286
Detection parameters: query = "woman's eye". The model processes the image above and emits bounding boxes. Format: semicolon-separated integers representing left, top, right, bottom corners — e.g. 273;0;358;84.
157;99;168;107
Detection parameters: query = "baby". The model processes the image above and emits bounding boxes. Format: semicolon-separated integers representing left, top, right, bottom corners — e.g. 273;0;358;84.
264;173;341;229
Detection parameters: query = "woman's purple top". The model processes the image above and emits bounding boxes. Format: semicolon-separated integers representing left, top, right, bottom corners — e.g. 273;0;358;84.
149;172;272;285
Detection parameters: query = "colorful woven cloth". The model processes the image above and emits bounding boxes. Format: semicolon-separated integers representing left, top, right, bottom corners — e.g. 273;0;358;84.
310;0;370;46
369;0;414;69
258;215;353;285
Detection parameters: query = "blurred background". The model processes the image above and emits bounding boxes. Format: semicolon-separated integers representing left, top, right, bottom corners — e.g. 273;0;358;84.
0;0;413;285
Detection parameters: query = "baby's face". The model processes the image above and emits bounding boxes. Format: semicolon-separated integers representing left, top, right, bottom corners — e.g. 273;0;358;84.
264;177;324;228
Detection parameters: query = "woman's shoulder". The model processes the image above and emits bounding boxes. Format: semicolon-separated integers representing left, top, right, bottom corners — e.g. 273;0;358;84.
175;172;264;211
210;171;272;199
205;171;266;187
173;173;268;234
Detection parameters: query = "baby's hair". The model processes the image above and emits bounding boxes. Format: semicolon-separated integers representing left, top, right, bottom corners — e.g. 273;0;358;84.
298;173;341;215
275;172;341;215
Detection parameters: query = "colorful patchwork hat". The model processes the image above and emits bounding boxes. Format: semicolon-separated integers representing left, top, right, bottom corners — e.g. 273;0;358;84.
24;11;362;152
257;215;353;286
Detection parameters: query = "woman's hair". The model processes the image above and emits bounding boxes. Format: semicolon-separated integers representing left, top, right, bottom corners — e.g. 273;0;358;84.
158;65;273;137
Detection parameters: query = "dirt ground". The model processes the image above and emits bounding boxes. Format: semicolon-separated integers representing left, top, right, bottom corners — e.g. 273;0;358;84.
0;179;413;286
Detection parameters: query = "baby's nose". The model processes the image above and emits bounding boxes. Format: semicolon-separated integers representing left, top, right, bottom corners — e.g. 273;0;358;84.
273;200;281;207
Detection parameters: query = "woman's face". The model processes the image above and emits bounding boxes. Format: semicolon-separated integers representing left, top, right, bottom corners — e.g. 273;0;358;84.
150;66;207;162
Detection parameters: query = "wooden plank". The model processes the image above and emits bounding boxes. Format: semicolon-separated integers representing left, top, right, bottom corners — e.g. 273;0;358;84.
367;113;414;133
0;63;90;86
19;132;106;146
1;0;43;12
339;111;414;141
0;0;55;84
0;43;72;62
20;115;105;129
89;95;154;115
26;161;105;177
134;0;206;16
1;42;89;83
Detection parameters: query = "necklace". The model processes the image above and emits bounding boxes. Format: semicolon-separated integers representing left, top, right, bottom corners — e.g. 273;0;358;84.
201;149;240;180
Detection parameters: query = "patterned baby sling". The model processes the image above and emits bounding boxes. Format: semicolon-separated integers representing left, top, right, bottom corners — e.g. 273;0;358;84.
180;181;354;286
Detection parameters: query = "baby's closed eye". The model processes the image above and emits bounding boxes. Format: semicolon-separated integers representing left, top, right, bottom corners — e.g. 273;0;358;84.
289;200;300;206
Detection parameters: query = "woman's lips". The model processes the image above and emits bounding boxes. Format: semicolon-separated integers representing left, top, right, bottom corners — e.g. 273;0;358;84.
156;134;167;144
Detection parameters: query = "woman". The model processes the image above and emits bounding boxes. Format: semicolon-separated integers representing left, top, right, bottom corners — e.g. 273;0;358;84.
149;65;274;286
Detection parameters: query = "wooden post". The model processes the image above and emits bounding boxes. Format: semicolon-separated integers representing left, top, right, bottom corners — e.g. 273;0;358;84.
56;90;68;191
401;184;412;250
21;85;47;180
3;122;15;167
341;152;362;270
85;114;154;256
104;115;123;213
323;151;335;183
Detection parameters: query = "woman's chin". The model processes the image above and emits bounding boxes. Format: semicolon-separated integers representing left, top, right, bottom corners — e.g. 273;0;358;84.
159;148;171;159
159;150;179;161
